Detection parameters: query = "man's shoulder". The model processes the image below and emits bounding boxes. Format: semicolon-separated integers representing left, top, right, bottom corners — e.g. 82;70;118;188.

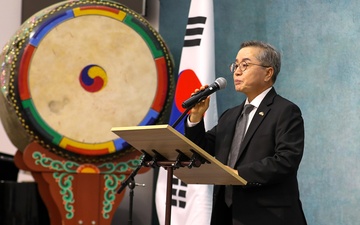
274;94;300;107
266;88;299;107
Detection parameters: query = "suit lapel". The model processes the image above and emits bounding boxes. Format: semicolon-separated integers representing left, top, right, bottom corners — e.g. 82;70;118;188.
236;89;277;161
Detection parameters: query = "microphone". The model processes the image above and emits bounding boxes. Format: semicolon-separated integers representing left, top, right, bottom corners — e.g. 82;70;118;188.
182;77;227;109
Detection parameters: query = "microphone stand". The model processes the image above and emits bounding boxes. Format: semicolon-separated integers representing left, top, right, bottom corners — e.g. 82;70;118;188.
117;157;146;225
128;178;135;225
127;178;145;225
171;107;191;129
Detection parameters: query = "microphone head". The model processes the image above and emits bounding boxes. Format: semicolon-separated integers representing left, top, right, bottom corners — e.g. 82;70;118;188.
214;77;227;90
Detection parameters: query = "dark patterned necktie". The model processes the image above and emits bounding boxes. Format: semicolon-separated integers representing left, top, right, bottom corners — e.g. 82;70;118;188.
225;104;254;207
227;104;254;168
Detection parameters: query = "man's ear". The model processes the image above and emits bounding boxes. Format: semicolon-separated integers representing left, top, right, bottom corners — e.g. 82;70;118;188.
264;67;274;82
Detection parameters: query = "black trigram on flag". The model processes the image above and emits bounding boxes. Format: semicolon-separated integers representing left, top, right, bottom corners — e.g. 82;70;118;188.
171;177;187;208
184;16;207;47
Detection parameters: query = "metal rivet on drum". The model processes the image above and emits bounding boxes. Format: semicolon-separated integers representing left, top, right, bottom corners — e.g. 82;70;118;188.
78;220;83;224
91;221;96;225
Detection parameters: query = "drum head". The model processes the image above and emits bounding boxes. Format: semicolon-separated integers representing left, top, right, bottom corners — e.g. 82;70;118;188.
0;1;174;162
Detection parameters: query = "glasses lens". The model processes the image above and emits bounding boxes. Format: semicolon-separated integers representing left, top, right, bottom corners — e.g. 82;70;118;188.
230;63;236;72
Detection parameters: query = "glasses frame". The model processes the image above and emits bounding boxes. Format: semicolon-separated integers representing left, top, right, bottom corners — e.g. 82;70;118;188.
229;61;270;73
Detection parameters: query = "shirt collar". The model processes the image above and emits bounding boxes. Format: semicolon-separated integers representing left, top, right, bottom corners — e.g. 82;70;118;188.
245;87;273;108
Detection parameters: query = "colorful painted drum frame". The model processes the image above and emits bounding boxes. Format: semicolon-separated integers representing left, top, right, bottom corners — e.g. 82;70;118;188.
0;1;174;161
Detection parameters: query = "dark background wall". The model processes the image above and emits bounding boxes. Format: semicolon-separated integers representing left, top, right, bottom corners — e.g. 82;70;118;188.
159;0;360;225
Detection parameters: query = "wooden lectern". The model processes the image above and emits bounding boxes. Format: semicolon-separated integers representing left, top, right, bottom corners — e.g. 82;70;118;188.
111;124;247;225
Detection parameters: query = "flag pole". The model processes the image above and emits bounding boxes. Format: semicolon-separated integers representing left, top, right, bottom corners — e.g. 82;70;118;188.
156;0;215;224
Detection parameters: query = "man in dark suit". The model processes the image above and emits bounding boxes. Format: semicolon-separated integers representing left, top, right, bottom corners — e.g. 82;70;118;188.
184;40;307;225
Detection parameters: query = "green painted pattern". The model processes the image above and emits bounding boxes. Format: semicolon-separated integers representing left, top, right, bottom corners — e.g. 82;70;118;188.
22;99;63;144
123;15;164;59
32;151;141;219
54;172;75;219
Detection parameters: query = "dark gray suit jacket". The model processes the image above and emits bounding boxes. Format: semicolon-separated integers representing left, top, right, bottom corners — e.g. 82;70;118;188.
185;88;307;225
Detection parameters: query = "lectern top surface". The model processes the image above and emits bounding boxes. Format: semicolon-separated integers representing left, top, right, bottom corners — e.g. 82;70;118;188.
111;125;246;185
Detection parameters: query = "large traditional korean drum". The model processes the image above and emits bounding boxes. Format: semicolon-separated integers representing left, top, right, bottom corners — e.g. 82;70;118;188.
0;0;174;162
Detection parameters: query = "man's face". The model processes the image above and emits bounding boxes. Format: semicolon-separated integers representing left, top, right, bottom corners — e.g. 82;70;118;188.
233;47;272;99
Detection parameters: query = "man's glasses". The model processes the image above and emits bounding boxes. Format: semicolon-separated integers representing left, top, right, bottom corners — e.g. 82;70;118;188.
229;61;270;73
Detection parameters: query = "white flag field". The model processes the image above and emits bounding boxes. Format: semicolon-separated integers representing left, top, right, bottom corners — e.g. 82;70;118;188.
155;0;217;224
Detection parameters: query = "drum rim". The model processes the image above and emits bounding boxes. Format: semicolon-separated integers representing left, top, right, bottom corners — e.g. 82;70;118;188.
3;1;174;161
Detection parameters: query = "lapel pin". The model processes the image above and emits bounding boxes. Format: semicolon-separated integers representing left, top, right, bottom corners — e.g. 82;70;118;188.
259;112;264;116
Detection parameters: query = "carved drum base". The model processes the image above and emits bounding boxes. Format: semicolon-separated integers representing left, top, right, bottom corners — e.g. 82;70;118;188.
14;142;147;225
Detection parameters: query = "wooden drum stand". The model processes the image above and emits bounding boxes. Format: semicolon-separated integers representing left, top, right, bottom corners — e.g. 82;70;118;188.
14;141;148;225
